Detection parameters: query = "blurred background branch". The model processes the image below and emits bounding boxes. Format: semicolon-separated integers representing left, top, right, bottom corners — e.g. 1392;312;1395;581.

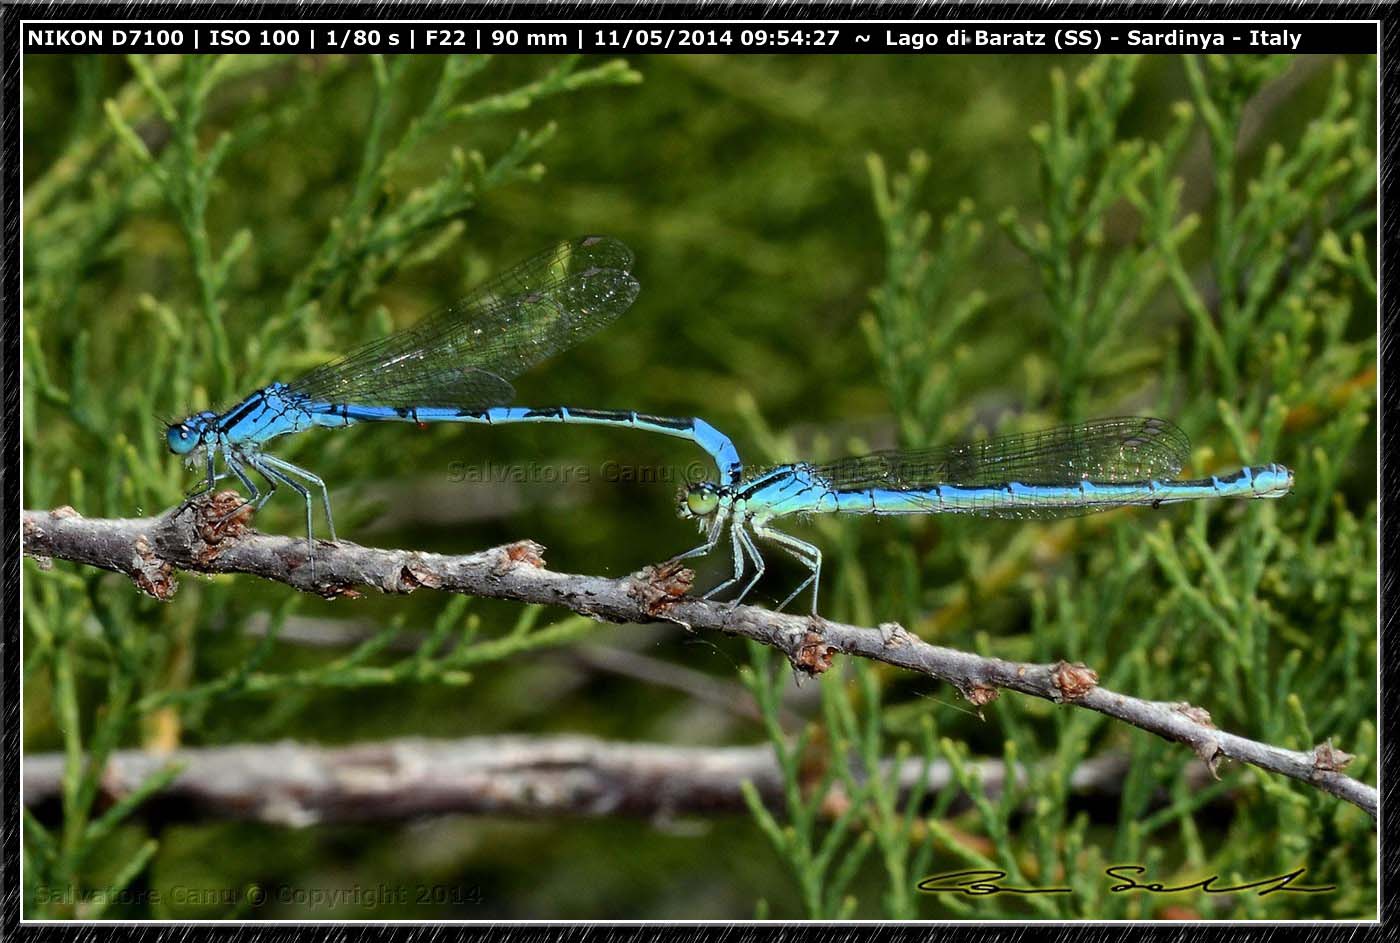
22;737;1165;826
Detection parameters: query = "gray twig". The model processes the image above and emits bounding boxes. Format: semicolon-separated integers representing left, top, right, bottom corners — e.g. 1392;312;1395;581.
21;495;1376;821
21;736;1142;827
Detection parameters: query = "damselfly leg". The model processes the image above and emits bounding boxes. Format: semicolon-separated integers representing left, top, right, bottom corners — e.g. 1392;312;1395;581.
258;453;337;543
754;522;823;614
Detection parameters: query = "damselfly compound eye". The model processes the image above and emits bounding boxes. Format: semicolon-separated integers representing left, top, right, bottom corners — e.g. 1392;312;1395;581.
682;483;720;519
166;423;200;456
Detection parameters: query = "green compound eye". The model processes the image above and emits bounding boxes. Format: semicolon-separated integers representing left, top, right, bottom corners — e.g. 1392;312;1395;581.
685;485;720;517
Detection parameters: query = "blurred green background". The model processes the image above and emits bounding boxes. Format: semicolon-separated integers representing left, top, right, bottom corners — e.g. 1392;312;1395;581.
23;52;1376;919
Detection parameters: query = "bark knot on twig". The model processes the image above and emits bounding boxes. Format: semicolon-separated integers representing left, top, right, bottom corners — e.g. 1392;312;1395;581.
390;555;441;594
793;623;837;676
628;560;695;617
501;540;546;570
193;490;254;556
1173;702;1215;728
963;682;999;707
1312;739;1355;774
1050;660;1099;701
131;535;178;600
1193;738;1226;779
878;622;914;648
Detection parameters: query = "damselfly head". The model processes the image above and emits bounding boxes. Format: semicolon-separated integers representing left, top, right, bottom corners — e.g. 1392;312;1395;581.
678;481;722;521
165;412;216;456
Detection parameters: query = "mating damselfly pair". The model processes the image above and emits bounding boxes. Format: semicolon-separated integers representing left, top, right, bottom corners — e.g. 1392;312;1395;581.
165;236;1293;610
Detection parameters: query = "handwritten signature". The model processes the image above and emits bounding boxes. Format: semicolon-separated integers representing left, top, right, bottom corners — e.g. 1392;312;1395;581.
918;866;1335;897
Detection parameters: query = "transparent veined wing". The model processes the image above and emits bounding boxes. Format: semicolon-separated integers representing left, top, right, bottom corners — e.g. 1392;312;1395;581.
810;417;1191;490
287;236;638;409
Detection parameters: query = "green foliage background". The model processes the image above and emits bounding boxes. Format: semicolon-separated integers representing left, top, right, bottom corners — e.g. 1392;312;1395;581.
22;52;1376;919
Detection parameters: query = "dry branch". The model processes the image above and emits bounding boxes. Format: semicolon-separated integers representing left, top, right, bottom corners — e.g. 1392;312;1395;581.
21;496;1377;821
22;736;1144;827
